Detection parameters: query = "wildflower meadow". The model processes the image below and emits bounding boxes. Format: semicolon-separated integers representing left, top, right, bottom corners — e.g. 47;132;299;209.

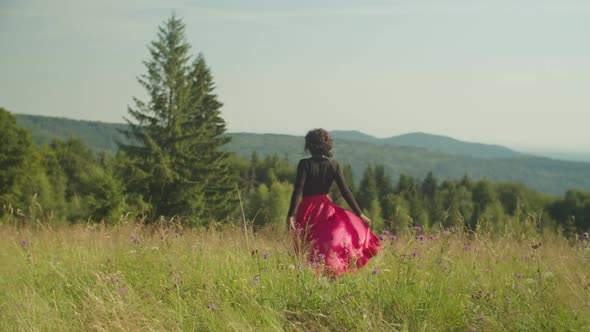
1;216;589;332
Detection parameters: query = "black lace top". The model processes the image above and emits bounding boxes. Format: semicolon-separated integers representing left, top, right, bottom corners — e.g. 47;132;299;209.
287;157;363;217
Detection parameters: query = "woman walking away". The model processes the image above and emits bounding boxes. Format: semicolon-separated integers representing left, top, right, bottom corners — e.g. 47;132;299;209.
287;128;381;276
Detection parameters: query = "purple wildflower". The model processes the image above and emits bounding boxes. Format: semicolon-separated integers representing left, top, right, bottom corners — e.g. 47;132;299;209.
130;235;140;244
372;268;379;275
107;275;122;284
416;235;425;241
413;226;423;232
381;230;390;236
20;239;29;246
442;230;451;236
318;253;326;261
378;235;385;241
263;251;270;260
119;287;127;294
463;245;472;250
412;251;419;257
208;303;218;310
390;235;397;240
471;290;490;300
515;272;524;279
478;315;485;321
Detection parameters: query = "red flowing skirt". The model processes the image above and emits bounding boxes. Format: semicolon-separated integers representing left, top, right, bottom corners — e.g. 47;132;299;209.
293;194;381;275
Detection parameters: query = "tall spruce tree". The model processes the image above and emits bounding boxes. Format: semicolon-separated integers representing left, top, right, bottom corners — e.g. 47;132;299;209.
0;108;36;210
0;107;56;218
119;15;234;222
358;164;378;210
374;165;394;215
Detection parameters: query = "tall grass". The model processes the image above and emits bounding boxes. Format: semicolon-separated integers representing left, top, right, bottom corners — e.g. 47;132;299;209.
1;218;589;331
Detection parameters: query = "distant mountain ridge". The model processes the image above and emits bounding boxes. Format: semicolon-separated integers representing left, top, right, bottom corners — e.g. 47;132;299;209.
331;130;524;159
14;113;590;195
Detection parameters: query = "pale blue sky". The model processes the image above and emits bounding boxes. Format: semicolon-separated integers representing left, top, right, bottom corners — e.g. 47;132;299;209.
1;0;589;152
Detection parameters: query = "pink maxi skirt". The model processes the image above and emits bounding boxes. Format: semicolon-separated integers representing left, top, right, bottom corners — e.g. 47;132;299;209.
293;194;381;276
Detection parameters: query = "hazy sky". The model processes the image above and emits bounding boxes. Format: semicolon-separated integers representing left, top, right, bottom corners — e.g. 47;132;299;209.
1;0;589;152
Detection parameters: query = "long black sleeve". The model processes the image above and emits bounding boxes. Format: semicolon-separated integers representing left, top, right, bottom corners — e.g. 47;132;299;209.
333;161;363;216
287;160;306;217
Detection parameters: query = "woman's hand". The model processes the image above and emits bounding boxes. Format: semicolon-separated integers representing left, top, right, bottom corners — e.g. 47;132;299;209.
286;216;296;230
360;214;372;226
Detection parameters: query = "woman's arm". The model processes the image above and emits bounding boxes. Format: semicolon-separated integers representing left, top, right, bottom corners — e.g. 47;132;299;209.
286;160;306;219
333;161;363;216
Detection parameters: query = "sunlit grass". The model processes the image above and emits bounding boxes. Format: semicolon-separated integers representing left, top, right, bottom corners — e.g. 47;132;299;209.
1;220;589;331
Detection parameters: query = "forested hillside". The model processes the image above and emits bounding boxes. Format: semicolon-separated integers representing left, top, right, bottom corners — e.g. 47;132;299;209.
15;114;590;195
227;133;590;195
17;114;127;153
4;106;590;236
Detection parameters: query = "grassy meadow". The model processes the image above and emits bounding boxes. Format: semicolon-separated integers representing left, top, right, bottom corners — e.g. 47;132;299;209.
1;217;589;331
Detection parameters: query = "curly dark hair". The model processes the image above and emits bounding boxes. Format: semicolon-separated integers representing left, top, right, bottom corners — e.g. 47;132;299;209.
305;128;334;157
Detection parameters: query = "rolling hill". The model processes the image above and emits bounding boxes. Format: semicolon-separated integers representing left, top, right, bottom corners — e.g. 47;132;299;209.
15;113;590;195
331;130;524;159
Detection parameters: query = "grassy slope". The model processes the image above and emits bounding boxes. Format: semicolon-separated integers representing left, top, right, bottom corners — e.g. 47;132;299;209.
1;222;589;331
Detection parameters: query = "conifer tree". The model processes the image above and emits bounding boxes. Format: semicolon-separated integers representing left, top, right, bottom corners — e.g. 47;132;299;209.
0;108;54;218
470;179;496;229
421;171;441;225
421;171;438;200
386;194;411;233
119;15;234;222
342;164;356;195
50;138;125;221
374;165;394;222
0;108;38;211
328;163;351;206
358;164;378;210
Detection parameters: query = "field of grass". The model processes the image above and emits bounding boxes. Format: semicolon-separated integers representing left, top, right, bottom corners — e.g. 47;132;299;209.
1;219;589;331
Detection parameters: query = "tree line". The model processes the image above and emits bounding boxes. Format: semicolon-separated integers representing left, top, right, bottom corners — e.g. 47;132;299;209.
1;15;589;235
2;104;590;235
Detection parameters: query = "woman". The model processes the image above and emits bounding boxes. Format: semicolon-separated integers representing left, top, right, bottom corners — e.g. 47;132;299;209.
287;128;381;276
